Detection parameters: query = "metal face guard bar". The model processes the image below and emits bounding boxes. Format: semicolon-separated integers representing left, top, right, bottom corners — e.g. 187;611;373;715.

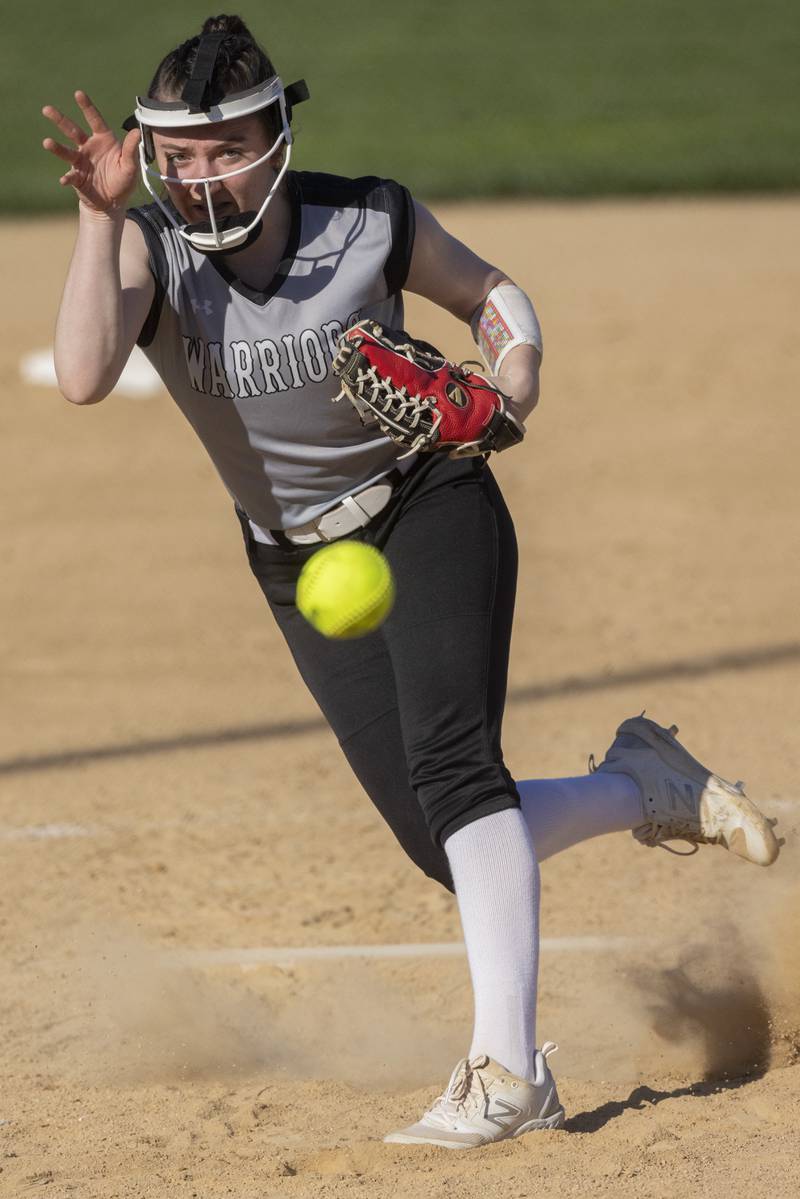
123;74;309;252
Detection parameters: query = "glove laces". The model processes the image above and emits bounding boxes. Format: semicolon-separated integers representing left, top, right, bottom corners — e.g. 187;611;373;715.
331;320;517;458
333;363;443;456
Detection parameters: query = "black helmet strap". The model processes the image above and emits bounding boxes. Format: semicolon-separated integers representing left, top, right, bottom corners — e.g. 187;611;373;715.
181;32;228;112
284;79;310;122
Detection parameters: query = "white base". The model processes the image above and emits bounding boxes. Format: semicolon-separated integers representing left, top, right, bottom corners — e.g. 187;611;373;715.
20;346;162;398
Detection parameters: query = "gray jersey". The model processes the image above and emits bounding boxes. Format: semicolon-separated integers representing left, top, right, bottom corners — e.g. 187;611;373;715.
127;172;414;529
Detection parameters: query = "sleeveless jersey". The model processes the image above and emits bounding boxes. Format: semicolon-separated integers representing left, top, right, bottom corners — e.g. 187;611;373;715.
126;172;414;530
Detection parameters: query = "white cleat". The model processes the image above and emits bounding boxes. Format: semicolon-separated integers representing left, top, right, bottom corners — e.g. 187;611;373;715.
384;1043;565;1149
591;715;782;866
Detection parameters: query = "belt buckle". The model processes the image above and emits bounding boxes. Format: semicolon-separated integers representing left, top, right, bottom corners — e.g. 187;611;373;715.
281;518;326;546
317;501;363;542
286;476;396;546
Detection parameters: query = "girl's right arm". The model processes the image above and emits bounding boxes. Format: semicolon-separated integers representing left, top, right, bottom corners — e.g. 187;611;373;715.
43;91;155;405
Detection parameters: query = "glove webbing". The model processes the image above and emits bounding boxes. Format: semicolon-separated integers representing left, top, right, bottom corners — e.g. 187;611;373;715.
335;365;442;457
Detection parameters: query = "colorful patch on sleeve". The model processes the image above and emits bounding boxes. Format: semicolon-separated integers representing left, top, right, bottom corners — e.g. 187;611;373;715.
478;299;513;368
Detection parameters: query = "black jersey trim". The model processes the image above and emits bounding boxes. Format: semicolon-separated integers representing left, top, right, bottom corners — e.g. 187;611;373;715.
207;173;303;307
292;172;416;296
125;205;170;347
383;182;415;295
126;172;415;321
293;170;387;210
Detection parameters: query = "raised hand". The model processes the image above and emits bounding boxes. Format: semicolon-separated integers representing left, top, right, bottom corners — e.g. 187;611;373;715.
42;91;141;215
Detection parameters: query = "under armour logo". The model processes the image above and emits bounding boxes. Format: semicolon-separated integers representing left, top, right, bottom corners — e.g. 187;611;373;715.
191;298;214;316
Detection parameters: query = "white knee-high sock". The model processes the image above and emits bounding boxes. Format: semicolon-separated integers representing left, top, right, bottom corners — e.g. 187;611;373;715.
517;772;642;862
444;807;539;1081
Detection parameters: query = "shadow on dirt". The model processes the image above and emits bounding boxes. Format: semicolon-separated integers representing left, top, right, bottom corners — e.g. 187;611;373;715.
565;1071;764;1134
567;927;776;1134
3;639;799;777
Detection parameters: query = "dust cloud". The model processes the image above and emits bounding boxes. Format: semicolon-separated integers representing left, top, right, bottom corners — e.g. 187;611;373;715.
628;879;800;1081
70;881;799;1091
72;933;462;1089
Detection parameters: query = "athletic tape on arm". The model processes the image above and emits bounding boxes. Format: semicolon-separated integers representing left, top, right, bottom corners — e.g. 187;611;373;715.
471;284;543;374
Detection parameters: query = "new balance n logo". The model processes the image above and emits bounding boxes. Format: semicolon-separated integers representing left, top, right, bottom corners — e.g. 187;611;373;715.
666;777;697;813
483;1098;522;1129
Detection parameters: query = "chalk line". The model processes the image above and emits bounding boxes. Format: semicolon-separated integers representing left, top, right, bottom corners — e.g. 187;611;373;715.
0;822;96;841
177;936;637;967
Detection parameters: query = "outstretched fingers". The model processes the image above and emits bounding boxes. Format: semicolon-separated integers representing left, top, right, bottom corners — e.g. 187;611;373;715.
42;136;82;167
42;104;88;146
74;90;110;135
57;166;87;189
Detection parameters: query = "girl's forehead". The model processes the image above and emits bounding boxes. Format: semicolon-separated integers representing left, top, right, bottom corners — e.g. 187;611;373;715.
152;114;265;147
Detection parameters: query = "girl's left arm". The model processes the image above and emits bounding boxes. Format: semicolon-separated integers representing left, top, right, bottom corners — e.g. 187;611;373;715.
404;200;541;423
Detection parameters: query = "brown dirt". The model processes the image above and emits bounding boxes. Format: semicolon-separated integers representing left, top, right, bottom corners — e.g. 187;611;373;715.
1;197;798;1198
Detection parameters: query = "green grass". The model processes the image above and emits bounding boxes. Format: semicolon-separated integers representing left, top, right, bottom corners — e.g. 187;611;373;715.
4;0;799;211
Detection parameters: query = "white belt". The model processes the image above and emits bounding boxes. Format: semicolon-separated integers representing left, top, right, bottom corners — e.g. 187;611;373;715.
281;478;396;545
250;469;406;548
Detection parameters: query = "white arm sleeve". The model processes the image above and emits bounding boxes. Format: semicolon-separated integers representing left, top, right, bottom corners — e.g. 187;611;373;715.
470;283;543;374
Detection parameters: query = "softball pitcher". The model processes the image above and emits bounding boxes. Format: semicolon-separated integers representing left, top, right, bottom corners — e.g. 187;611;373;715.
43;14;781;1149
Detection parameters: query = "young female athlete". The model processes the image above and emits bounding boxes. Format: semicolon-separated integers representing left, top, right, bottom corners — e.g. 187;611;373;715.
43;14;781;1149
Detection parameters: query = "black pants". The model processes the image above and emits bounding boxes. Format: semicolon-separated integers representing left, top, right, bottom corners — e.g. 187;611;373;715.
237;453;520;893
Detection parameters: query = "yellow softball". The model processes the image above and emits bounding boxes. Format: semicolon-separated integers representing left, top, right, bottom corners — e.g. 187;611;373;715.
296;541;395;639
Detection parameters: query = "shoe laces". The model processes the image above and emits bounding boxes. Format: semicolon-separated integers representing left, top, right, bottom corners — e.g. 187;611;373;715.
425;1056;490;1122
589;751;708;857
632;821;707;855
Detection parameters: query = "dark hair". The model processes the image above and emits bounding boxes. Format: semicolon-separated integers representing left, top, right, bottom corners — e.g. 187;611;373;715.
148;15;281;139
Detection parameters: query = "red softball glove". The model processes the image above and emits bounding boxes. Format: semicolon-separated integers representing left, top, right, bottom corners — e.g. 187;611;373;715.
331;320;524;457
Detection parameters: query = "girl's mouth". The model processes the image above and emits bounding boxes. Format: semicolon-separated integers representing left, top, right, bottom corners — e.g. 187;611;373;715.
189;201;235;221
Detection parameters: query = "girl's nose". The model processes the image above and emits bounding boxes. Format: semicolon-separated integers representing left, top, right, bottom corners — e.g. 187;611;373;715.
187;176;225;201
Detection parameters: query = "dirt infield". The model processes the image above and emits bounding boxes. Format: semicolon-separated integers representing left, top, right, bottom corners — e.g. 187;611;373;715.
1;198;798;1198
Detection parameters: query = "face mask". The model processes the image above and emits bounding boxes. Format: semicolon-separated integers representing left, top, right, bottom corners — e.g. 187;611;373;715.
124;36;308;253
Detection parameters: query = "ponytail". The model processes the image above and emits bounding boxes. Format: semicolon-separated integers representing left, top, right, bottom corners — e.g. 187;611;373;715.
148;14;280;136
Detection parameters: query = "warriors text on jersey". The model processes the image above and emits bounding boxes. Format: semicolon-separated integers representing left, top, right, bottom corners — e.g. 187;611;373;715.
126;172;414;531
